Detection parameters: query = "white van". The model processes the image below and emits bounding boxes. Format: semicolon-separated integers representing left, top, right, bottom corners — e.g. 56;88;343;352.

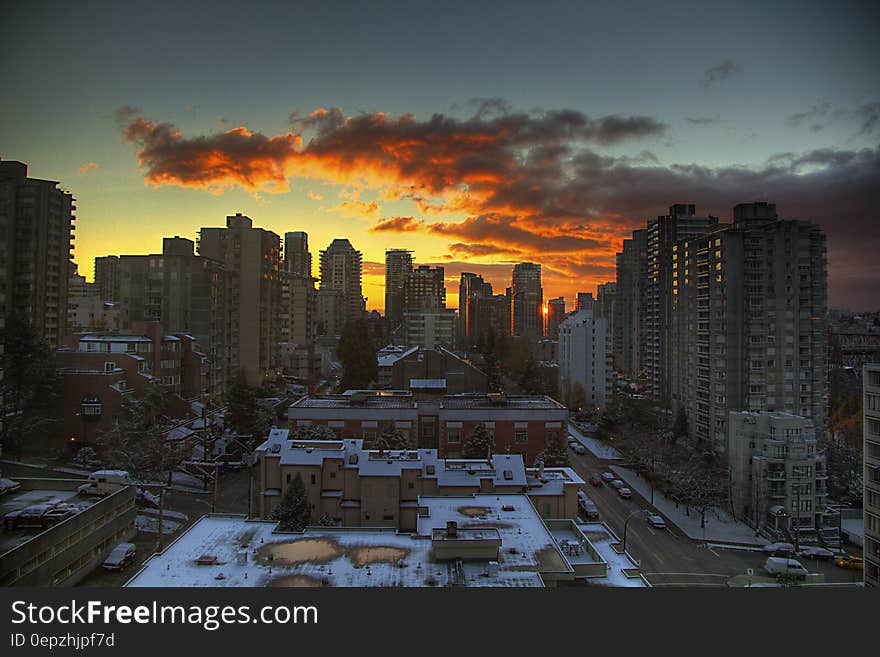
78;470;132;496
763;557;809;579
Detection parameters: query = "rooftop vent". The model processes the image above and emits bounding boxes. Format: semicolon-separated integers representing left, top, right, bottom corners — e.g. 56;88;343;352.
503;470;513;481
446;521;458;538
426;465;435;475
270;444;281;454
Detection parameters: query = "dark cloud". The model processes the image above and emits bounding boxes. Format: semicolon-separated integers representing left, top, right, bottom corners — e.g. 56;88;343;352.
701;60;742;88
786;101;880;138
370;216;424;232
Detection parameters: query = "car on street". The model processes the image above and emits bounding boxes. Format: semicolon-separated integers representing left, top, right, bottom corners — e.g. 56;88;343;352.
834;555;864;570
577;491;599;519
570;443;586;455
601;472;615;482
103;542;137;571
764;557;808;579
589;476;604;487
647;514;666;529
761;542;796;557
610;479;625;490
617;487;633;499
798;546;835;560
0;478;21;496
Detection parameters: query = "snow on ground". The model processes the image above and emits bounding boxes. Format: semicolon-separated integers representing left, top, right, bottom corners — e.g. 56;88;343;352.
168;471;207;492
138;507;188;521
136;515;182;535
576;522;648;587
568;426;621;460
609;465;766;546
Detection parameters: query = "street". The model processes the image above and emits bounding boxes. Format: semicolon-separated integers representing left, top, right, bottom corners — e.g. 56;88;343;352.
566;447;862;587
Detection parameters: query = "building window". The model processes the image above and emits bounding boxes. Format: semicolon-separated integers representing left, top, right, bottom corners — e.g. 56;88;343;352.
447;429;461;444
104;361;115;373
310;474;316;485
515;430;528;444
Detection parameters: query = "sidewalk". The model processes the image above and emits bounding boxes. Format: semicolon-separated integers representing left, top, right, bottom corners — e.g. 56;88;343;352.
568;425;622;460
609;464;767;546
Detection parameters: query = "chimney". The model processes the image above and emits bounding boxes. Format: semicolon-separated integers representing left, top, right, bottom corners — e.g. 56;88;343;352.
446;520;458;538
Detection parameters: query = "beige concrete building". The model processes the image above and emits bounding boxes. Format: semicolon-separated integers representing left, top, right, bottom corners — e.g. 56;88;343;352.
255;429;582;529
864;363;880;587
403;309;456;349
728;411;836;544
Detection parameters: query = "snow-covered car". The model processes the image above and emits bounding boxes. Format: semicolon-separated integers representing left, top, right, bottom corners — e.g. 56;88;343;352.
610;479;625;490
3;501;77;530
761;542;796;557
798;546;835;560
577;491;599;519
0;478;21;496
570;444;586;455
103;542;137;571
136;488;160;508
647;514;666;529
601;472;615;482
617;487;633;499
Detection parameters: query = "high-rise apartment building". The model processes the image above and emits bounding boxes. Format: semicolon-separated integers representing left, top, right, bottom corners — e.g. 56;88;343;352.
94;255;121;302
319;238;365;329
404;265;445;312
284;231;312;278
670;203;828;454
385;249;413;327
0;159;75;349
645;204;718;406
596;283;616;332
558;308;610;411
280;232;317;385
511;263;542;338
458;272;492;345
546;297;565;340
199;213;282;388
613;229;647;380
115;236;229;397
864;363;880;587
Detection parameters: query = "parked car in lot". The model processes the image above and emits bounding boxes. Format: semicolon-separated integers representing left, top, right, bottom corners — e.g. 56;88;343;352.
647;514;666;529
601;472;615;482
0;478;21;496
103;542;137;571
589;475;604;487
835;555;864;570
610;479;625;490
764;557;808;579
78;470;131;497
761;542;796;557
3;501;77;530
798;546;835;560
617;487;633;499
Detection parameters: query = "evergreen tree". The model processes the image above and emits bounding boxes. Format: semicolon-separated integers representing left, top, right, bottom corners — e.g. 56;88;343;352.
672;406;689;441
518;353;542;394
290;424;337;440
0;313;61;456
271;472;313;531
337;318;378;391
462;423;495;458
536;431;570;467
380;423;409;450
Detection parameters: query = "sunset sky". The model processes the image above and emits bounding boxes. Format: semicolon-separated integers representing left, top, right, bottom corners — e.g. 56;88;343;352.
2;0;878;311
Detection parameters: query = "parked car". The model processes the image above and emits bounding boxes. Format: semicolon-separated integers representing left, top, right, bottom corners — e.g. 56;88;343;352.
4;501;77;530
589;476;604;487
761;542;796;557
0;478;21;496
78;470;131;497
764;557;808;579
601;472;615;482
610;479;625;490
798;546;835;560
571;444;586;455
103;542;137;571
136;488;160;508
835;555;864;570
617;487;633;499
647;514;666;529
578;490;600;519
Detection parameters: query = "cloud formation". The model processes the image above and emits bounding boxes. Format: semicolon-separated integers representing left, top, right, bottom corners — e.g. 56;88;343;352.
701;61;742;88
117;104;880;309
78;161;99;174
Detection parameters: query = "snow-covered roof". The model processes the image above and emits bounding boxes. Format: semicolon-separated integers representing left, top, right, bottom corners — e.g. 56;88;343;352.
409;379;446;389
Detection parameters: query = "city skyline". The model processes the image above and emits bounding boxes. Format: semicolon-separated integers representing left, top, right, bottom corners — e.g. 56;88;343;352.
2;1;879;312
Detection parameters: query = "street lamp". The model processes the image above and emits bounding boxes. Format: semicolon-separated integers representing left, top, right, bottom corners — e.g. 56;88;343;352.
622;508;648;554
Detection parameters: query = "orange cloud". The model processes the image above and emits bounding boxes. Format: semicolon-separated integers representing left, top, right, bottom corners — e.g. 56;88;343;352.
79;161;99;174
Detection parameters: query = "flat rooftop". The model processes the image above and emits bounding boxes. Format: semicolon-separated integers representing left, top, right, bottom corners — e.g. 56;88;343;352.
127;495;570;588
0;488;98;555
